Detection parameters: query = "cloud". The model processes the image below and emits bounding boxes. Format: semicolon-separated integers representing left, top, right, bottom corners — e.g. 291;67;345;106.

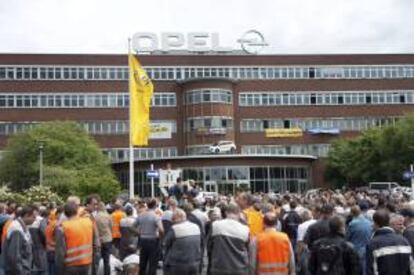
0;0;413;54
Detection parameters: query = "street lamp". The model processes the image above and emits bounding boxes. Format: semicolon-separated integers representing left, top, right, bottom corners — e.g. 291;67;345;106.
38;140;45;186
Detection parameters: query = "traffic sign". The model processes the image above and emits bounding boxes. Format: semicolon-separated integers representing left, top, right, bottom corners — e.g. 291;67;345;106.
403;171;414;179
146;170;159;178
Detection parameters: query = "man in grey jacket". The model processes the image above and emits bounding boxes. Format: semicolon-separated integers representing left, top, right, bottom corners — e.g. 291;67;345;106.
2;205;36;275
208;203;250;275
29;206;48;275
163;208;201;275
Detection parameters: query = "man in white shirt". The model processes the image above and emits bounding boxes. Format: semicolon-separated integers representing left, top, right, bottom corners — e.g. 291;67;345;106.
296;208;317;275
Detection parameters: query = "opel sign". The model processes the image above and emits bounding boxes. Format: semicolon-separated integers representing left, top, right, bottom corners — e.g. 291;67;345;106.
132;30;268;54
237;30;269;54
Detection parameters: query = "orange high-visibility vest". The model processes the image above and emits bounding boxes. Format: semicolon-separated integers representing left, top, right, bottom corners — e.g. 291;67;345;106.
62;217;93;267
111;210;125;239
46;218;57;251
256;229;291;275
48;209;57;220
1;219;12;243
244;207;264;237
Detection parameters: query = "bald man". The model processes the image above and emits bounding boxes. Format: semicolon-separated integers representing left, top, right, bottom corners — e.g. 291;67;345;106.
163;208;201;275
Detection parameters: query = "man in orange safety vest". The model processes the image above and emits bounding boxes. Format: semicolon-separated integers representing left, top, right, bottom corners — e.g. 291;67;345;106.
55;202;98;275
250;212;296;275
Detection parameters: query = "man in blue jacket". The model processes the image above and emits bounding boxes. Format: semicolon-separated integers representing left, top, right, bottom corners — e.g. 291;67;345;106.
346;205;372;275
366;210;413;275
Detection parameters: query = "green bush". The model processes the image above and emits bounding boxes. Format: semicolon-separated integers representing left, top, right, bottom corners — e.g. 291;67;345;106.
23;185;63;205
0;121;121;201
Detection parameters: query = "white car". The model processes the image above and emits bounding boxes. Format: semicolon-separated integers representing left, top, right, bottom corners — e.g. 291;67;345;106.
209;141;236;154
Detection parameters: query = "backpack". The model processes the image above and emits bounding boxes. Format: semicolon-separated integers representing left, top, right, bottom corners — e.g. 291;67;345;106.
315;241;345;275
282;211;301;240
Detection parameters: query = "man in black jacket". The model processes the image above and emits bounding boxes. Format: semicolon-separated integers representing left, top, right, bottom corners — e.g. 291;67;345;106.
401;208;414;252
304;204;334;249
282;200;302;252
366;210;413;275
309;215;360;275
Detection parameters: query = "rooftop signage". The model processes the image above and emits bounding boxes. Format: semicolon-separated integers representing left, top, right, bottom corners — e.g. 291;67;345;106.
132;30;268;55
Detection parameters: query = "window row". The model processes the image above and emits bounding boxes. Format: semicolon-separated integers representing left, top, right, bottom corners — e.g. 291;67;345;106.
241;144;331;157
181;166;309;183
186;116;233;131
240;117;399;132
0;120;177;136
0;66;128;80
1;65;414;81
0;92;176;108
239;90;414;106
185;89;232;105
103;147;178;162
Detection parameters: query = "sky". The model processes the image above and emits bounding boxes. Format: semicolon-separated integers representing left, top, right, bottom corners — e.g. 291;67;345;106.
0;0;413;54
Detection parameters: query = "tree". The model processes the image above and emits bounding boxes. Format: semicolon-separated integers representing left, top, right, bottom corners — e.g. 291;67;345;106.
326;114;414;187
0;121;121;201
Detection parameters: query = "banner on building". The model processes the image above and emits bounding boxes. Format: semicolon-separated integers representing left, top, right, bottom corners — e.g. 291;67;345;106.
307;128;340;135
265;128;303;138
150;122;172;139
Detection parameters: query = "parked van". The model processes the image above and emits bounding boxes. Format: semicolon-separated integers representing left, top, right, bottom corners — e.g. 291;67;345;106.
369;182;400;191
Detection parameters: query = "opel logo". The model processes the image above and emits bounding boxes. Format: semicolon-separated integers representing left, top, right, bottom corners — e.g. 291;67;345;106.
237;30;269;54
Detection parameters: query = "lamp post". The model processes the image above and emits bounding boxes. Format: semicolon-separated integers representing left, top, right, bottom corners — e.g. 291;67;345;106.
410;164;414;201
38;140;44;186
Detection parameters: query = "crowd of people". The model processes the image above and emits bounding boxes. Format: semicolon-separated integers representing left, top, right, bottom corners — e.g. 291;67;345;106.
0;178;414;275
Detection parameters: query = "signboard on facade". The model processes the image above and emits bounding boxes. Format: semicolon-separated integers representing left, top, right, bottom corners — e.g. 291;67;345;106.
150;122;172;139
196;127;226;136
265;128;303;138
159;169;182;188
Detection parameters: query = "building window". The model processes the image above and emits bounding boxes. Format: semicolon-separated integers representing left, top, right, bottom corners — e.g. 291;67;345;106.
185;89;232;105
0;92;176;108
240;116;399;132
238;90;414;107
1;64;414;82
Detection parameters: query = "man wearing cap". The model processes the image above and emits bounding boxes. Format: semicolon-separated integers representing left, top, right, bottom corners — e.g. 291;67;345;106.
401;207;414;251
358;200;372;221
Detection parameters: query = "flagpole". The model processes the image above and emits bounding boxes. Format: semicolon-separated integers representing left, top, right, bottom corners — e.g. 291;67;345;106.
128;37;135;199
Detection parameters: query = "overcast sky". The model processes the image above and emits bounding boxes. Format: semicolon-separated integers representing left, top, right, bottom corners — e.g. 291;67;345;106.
0;0;413;54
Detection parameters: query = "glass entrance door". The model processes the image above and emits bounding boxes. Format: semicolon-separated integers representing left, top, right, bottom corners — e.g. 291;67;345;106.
218;181;235;195
204;181;218;192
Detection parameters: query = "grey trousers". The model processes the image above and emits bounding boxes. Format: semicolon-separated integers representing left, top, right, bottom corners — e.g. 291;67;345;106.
164;265;199;275
63;265;91;275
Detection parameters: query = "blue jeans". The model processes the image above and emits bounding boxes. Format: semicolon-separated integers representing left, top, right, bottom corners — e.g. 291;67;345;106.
47;251;57;275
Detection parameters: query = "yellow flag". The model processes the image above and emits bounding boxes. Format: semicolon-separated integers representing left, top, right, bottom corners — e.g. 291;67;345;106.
129;54;154;146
